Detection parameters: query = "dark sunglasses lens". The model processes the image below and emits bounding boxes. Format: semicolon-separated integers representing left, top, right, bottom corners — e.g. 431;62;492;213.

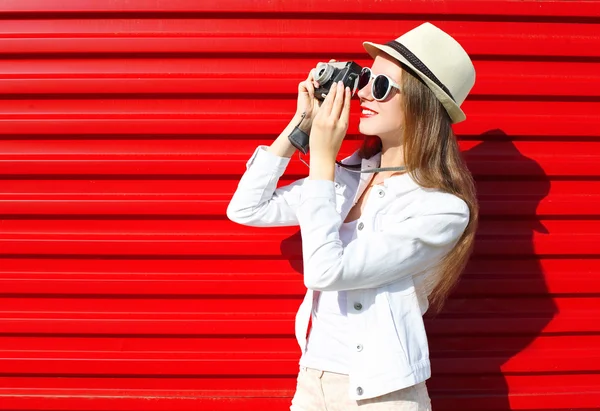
358;68;371;90
373;75;390;100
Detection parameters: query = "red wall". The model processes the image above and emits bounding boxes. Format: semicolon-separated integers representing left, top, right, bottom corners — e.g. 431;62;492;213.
1;1;599;410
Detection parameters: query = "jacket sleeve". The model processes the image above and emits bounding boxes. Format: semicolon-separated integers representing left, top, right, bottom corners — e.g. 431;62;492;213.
226;145;307;227
297;179;470;291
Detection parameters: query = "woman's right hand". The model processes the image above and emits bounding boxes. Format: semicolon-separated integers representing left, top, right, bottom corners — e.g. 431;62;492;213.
296;59;336;128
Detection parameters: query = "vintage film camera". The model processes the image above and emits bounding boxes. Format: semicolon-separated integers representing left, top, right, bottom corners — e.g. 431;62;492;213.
288;61;362;154
314;61;362;101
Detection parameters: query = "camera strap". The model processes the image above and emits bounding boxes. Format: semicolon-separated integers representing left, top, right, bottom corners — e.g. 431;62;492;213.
336;162;406;174
297;151;406;174
288;112;311;155
290;112;406;174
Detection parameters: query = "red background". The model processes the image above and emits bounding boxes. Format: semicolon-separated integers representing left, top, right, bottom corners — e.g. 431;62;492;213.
0;0;600;410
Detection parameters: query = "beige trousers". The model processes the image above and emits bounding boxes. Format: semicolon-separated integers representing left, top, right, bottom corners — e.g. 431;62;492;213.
290;367;432;411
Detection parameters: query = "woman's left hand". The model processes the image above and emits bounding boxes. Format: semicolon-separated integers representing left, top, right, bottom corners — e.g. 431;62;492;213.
308;81;352;180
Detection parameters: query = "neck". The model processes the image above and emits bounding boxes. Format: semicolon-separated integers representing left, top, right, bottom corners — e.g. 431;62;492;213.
377;138;405;178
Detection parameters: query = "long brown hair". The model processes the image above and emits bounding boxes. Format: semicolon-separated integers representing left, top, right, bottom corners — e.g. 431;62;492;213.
359;65;478;312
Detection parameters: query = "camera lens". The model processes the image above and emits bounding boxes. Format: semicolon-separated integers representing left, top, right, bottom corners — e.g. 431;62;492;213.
314;63;334;84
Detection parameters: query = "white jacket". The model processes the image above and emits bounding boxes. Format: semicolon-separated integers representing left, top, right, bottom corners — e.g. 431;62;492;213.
227;146;470;400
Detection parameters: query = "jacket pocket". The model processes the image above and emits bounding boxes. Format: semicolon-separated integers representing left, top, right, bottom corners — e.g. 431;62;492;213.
385;282;429;367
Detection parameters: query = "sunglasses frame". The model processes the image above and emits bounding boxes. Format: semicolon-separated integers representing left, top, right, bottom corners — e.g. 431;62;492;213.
358;67;401;101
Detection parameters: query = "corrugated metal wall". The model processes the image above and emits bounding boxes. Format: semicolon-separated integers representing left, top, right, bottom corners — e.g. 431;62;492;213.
0;1;599;410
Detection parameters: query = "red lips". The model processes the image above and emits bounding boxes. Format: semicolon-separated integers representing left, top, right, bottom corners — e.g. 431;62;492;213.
360;105;378;118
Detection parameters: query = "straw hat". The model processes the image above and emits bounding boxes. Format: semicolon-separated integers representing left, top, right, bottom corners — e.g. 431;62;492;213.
363;22;475;123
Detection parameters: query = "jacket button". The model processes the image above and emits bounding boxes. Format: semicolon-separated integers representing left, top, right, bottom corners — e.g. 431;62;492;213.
354;302;362;311
377;190;385;198
358;222;364;230
356;344;363;352
356;387;363;396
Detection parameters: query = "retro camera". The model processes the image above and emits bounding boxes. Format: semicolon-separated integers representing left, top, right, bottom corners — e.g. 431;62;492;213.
287;61;362;155
313;61;362;100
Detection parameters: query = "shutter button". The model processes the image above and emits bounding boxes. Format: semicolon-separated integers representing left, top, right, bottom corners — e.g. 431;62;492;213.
358;222;364;230
354;302;363;311
356;387;364;396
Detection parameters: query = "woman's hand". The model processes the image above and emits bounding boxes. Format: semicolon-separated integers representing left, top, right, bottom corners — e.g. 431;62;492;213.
268;60;337;159
296;59;336;128
296;68;319;124
308;81;352;181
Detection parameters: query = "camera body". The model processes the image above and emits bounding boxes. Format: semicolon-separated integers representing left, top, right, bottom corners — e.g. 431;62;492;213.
314;61;362;101
287;61;362;155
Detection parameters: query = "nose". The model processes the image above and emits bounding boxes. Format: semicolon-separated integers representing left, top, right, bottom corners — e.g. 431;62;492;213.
357;78;373;101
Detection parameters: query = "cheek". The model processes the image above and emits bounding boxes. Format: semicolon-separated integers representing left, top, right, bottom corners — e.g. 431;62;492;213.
381;104;404;128
358;98;404;134
392;99;405;128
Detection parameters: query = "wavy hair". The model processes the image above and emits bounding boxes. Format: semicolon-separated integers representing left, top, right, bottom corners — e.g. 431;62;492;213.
359;65;478;312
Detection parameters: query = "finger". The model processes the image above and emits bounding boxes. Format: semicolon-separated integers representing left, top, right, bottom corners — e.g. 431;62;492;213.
298;79;310;97
329;59;337;63
298;78;306;91
299;68;316;93
320;81;337;115
341;86;352;125
300;68;316;90
330;81;345;120
301;80;314;102
302;74;315;100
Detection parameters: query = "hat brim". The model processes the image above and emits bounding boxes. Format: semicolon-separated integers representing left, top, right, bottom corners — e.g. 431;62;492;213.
363;41;466;124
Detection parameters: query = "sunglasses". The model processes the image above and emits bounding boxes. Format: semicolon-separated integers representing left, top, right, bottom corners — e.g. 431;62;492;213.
357;67;401;101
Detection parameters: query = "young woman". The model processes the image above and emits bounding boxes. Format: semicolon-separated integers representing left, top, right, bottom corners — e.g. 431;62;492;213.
227;22;478;410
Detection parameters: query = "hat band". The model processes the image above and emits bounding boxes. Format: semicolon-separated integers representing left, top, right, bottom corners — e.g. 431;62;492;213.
385;40;455;102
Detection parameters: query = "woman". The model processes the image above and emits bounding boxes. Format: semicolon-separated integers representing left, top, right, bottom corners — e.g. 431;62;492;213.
227;22;478;410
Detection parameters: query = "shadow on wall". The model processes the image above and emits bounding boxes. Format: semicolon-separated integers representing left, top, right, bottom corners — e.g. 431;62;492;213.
280;129;556;410
425;130;556;410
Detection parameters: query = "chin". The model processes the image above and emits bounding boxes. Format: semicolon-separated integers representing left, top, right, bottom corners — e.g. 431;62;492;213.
359;118;402;139
359;122;390;137
358;120;378;136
